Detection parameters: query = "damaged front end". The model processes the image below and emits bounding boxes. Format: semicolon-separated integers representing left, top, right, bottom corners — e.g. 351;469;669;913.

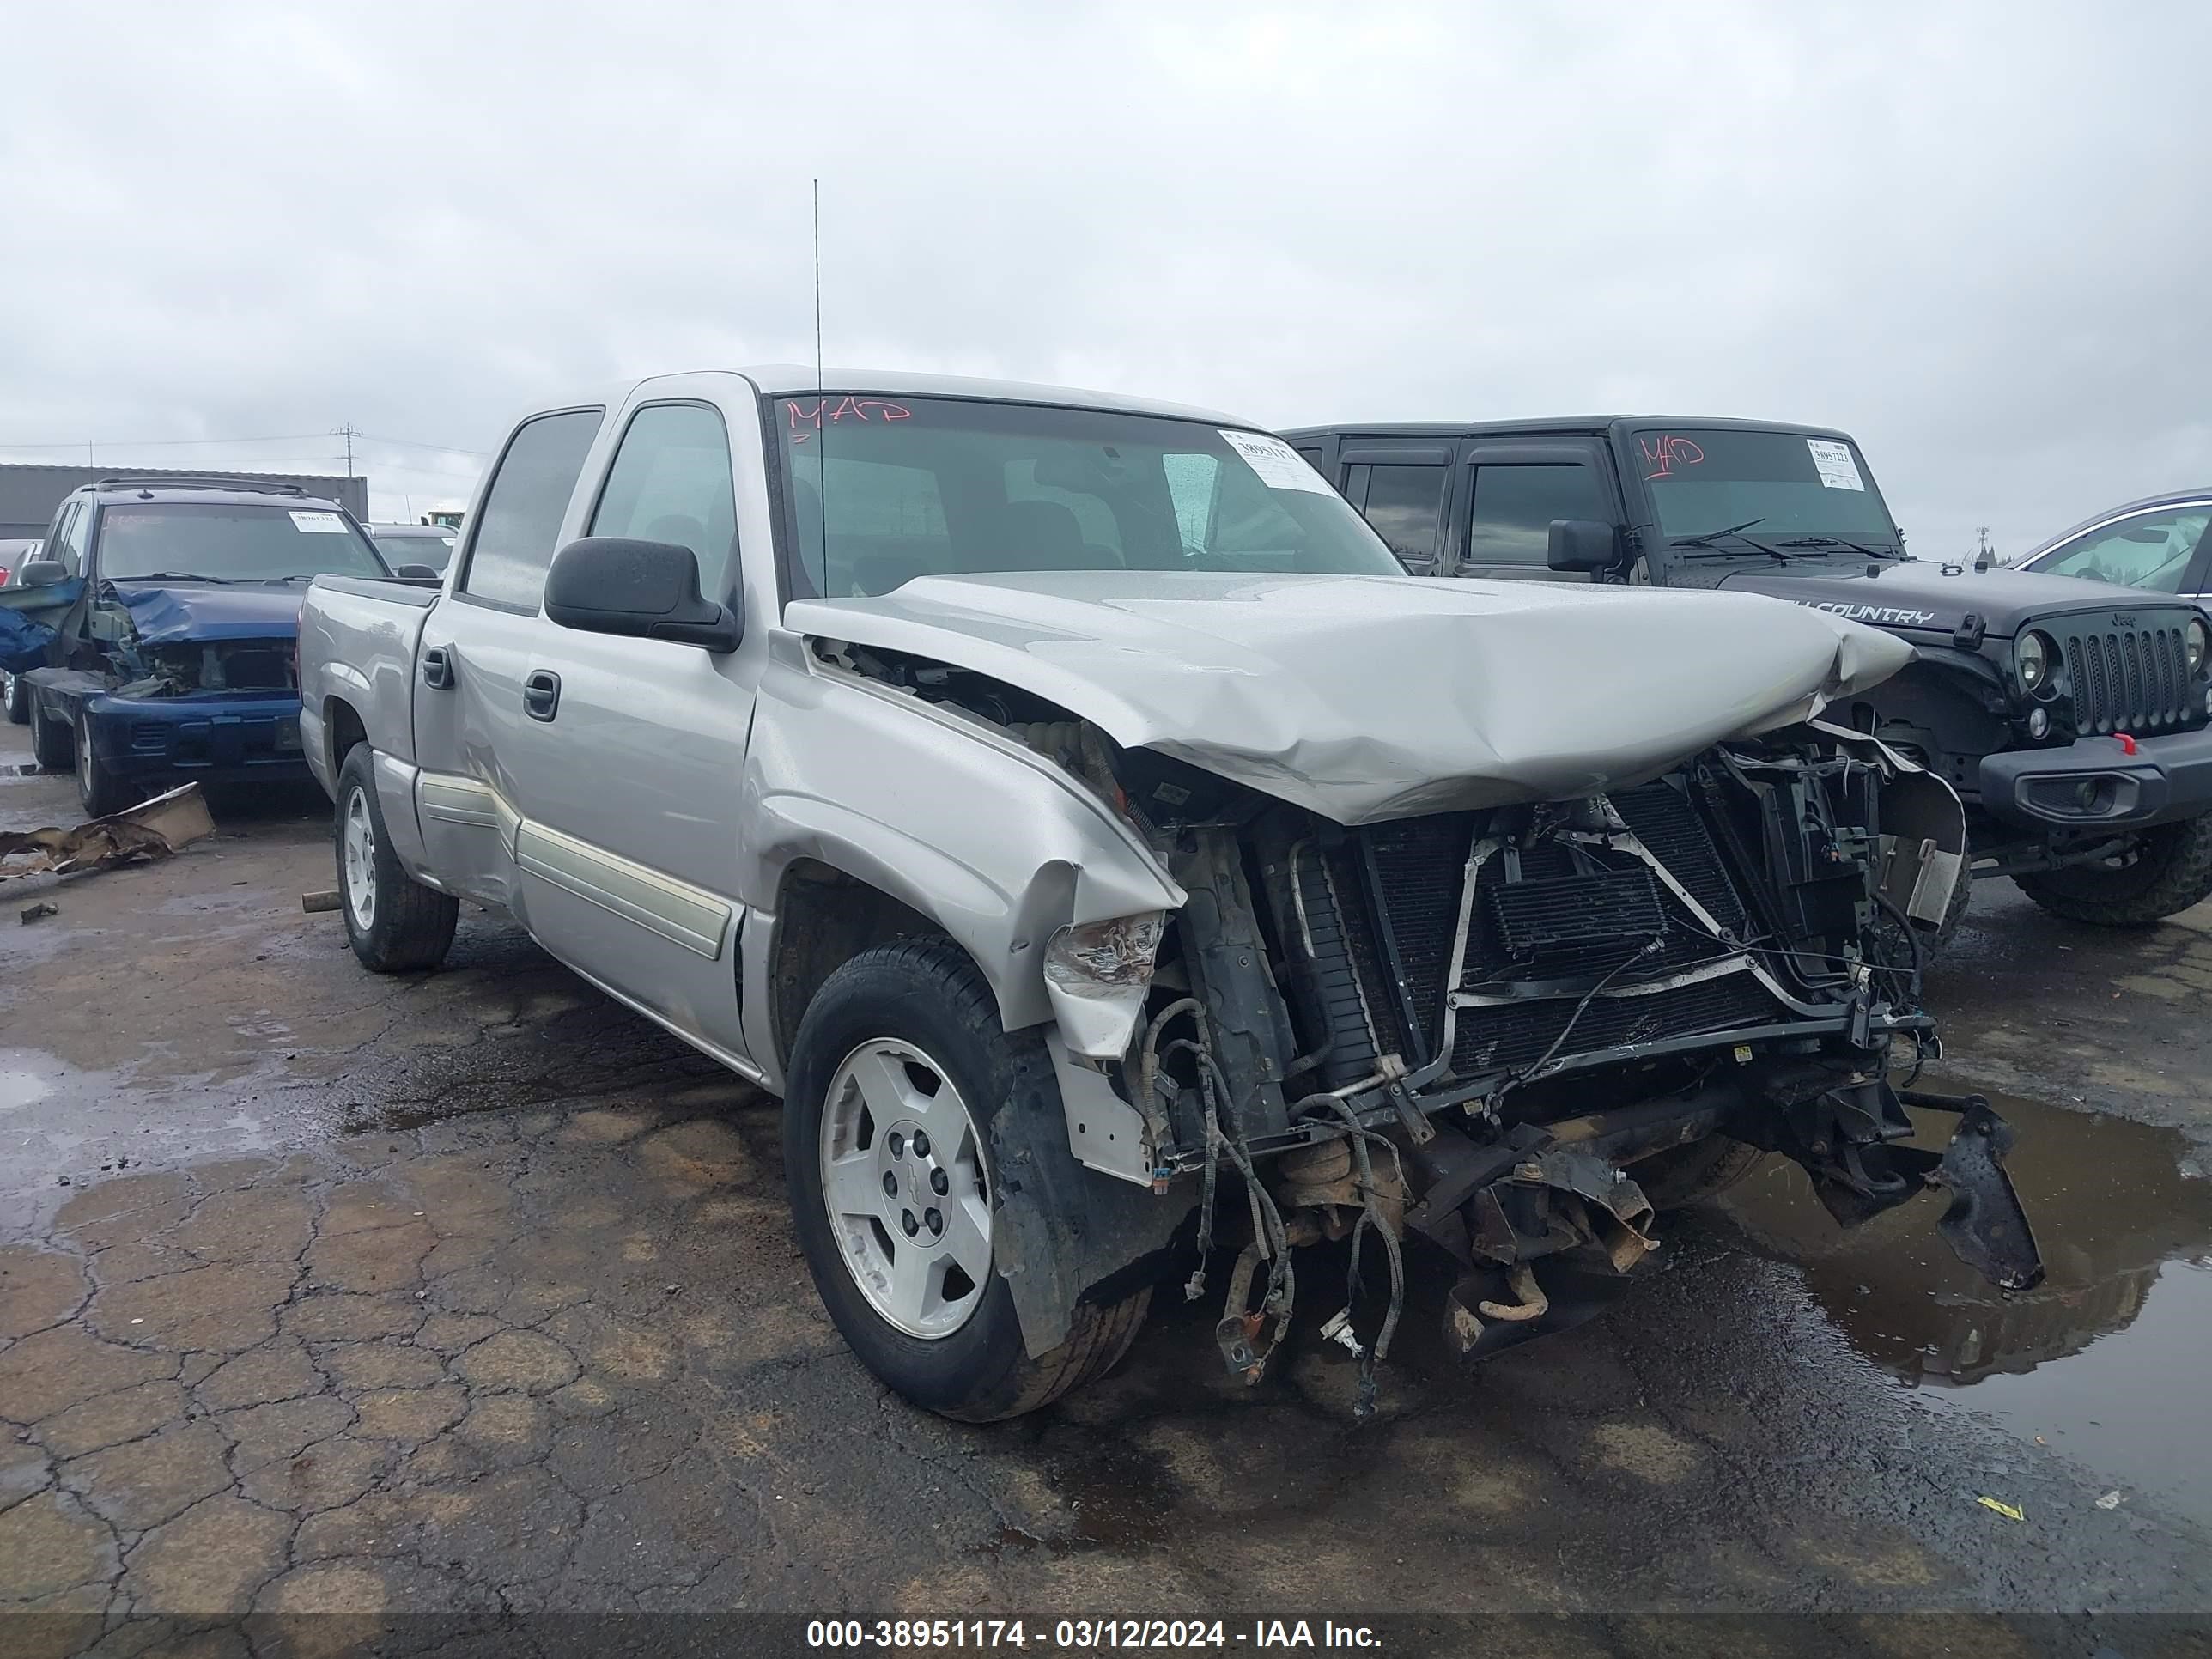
1054;717;2040;1397
811;623;2043;1406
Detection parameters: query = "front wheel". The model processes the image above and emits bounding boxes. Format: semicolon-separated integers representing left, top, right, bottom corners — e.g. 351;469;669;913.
2014;815;2212;927
785;936;1151;1421
336;744;459;972
31;698;71;773
75;715;135;818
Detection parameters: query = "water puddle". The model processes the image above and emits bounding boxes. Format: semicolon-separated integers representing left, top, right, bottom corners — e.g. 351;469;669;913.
0;1051;56;1111
1716;1083;2212;1524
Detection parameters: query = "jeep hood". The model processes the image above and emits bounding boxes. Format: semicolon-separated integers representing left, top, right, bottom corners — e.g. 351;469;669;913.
1717;559;2204;640
788;571;1912;825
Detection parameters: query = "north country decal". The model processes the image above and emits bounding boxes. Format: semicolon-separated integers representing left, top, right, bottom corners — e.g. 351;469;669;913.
1795;599;1938;627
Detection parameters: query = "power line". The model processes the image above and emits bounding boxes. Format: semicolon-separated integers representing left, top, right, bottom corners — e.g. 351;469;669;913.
0;429;488;457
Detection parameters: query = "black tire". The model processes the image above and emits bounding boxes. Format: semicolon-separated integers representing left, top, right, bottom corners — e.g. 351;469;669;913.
1634;1134;1769;1211
335;743;459;972
2014;814;2212;927
3;672;27;726
74;714;135;818
784;935;1152;1421
31;698;71;772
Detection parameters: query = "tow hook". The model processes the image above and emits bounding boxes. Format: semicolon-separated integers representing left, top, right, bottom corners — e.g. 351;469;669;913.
1901;1090;2045;1291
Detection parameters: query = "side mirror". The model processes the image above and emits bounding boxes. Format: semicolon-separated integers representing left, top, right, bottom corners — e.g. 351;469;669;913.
1547;519;1622;574
16;560;66;588
544;538;742;653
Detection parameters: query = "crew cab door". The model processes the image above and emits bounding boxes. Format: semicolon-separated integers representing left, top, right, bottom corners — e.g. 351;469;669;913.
413;406;607;906
494;379;763;1063
1454;441;1621;583
1334;444;1454;573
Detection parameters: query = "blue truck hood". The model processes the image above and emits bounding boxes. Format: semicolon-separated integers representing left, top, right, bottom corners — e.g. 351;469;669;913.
112;583;306;644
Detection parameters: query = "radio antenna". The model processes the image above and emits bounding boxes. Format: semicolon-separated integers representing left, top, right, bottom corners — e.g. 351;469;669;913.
811;179;823;393
812;179;829;592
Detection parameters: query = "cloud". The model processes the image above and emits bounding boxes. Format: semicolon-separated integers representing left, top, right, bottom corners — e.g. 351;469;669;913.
1;1;2206;550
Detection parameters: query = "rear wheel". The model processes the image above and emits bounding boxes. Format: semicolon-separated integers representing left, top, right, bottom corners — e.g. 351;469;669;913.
3;672;27;726
2014;815;2212;927
336;744;459;972
785;936;1152;1420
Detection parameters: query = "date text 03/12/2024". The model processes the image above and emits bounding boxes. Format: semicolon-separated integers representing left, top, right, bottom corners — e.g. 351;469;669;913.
805;1621;1383;1650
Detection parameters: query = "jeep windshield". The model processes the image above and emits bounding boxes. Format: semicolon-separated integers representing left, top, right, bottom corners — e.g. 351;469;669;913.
99;504;389;583
776;395;1404;599
1632;428;1902;560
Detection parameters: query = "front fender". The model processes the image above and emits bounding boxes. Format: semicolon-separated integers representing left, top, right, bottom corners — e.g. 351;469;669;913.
743;655;1185;1042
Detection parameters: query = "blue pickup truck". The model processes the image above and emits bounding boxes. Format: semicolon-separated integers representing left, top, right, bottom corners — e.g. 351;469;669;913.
0;476;396;816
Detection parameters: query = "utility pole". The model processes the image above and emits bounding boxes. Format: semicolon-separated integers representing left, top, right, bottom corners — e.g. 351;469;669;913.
336;423;357;480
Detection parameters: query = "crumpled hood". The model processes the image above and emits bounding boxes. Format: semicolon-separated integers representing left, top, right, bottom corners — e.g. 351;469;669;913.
788;570;1912;824
110;583;306;645
1717;558;2208;639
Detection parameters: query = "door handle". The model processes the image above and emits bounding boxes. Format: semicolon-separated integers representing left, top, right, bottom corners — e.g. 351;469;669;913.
523;670;562;723
421;646;453;690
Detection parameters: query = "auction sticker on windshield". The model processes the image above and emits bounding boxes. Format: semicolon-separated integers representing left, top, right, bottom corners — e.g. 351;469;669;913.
289;510;348;533
1806;439;1866;491
1220;429;1332;494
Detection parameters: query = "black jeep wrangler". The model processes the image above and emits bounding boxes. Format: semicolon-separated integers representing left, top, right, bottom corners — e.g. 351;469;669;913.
1284;417;2212;933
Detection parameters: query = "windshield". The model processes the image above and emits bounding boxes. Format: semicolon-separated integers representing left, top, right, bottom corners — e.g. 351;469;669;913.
372;532;457;572
1632;428;1899;551
97;504;389;582
775;395;1403;599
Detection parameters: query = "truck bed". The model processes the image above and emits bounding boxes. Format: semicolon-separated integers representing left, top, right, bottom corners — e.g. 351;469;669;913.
296;574;440;796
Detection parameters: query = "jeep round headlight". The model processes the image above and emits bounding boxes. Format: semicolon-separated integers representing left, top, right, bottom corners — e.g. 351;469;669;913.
2188;617;2209;675
2016;629;2052;693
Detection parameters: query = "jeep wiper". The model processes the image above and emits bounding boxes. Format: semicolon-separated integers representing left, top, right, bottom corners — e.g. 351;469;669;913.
109;570;234;584
1668;519;1788;562
1778;534;1887;558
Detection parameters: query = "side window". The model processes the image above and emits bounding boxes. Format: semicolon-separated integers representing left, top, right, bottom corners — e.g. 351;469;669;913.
459;409;604;610
2036;509;2209;593
1341;464;1370;507
1468;464;1607;566
587;404;739;599
46;504;86;576
1360;465;1448;564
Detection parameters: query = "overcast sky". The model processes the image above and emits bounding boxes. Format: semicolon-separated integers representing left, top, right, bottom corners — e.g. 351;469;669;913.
2;3;2206;555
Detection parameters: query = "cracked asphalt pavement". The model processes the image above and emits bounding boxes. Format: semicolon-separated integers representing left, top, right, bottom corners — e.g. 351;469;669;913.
3;717;2210;1653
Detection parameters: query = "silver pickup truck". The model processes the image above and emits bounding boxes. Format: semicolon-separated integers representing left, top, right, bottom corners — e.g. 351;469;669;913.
298;368;2040;1420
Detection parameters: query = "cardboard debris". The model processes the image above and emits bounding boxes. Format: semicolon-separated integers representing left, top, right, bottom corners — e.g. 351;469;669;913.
0;783;216;880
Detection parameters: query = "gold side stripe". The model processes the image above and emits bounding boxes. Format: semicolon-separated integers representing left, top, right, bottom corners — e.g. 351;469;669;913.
418;769;731;960
514;821;730;961
419;775;499;828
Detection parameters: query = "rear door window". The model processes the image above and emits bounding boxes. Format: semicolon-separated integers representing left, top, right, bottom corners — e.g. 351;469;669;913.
459;408;604;610
1360;464;1449;564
